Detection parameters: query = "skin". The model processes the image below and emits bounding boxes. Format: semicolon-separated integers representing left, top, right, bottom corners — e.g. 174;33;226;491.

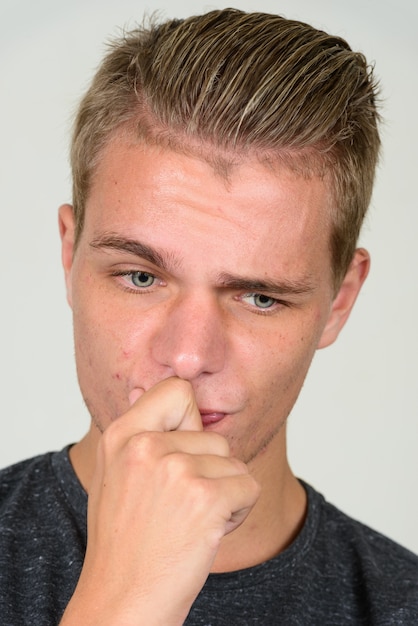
58;137;369;624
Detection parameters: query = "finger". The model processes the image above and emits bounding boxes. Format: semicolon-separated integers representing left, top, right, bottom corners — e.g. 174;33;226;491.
128;387;145;406
215;473;261;534
122;377;202;433
160;450;247;477
112;430;230;461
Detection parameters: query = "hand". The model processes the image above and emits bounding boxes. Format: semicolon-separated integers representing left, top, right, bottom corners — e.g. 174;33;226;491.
60;378;260;625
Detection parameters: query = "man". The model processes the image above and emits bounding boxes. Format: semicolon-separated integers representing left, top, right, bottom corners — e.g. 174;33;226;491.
1;8;417;625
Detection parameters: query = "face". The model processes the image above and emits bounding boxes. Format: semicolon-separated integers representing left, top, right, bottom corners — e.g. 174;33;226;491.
60;137;368;467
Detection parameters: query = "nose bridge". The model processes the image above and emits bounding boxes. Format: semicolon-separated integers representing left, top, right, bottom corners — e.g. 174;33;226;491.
152;290;226;380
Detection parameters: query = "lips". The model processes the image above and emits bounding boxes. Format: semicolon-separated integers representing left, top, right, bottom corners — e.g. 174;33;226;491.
199;411;226;427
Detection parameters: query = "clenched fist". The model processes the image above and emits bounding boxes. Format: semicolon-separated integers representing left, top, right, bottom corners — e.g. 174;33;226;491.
60;378;260;626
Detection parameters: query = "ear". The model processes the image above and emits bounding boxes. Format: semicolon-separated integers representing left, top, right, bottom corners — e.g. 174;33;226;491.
58;203;75;308
318;248;370;349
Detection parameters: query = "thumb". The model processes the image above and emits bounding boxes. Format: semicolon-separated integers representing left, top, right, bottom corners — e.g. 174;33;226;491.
125;377;203;433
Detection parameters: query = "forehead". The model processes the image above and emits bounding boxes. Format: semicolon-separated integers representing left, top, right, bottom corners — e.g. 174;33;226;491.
84;137;334;281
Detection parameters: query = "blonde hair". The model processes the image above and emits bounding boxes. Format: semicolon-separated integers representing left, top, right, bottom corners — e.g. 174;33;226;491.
71;8;381;288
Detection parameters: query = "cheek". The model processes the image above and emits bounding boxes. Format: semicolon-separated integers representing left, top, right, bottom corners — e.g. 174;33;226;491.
72;294;124;390
238;336;318;452
73;295;159;394
244;323;320;404
72;313;133;425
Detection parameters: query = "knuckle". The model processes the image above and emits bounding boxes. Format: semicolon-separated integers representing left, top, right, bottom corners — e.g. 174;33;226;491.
188;477;218;510
124;431;164;465
99;423;167;470
160;454;216;502
204;432;230;457
99;420;120;457
160;451;190;481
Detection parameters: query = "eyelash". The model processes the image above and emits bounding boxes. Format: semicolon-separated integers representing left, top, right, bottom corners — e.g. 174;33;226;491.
111;270;159;292
239;293;285;315
110;270;287;315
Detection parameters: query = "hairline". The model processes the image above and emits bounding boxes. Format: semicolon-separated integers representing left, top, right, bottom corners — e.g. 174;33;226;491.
76;120;340;290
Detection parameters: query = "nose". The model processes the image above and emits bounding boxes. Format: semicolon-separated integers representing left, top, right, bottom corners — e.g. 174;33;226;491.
151;291;227;381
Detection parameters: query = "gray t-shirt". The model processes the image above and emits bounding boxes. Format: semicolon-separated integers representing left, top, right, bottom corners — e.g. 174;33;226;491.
0;448;417;625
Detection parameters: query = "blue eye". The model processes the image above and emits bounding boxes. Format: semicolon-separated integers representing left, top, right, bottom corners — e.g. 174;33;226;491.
242;293;277;309
130;272;155;288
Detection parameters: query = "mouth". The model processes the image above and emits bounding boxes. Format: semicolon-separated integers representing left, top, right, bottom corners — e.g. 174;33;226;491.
199;411;227;428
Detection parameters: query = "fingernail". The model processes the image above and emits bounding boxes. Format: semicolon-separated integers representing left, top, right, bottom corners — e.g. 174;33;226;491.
128;387;145;406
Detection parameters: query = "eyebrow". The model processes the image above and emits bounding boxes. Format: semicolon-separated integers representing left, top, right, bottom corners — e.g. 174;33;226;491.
216;272;316;297
89;233;315;296
89;233;178;271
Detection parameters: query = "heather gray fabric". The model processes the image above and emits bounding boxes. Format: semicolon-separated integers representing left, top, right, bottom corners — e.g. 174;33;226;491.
0;448;417;625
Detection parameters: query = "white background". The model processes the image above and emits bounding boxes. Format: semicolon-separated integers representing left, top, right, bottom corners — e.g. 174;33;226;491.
0;0;417;554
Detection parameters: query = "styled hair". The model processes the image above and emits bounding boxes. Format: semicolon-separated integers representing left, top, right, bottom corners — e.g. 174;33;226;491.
71;8;381;289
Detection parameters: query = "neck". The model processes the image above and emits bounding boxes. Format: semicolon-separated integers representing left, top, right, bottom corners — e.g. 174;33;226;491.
70;422;306;574
211;427;306;573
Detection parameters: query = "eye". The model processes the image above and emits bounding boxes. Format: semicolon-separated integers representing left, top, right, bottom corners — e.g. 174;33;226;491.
242;293;277;309
129;271;156;288
112;270;157;290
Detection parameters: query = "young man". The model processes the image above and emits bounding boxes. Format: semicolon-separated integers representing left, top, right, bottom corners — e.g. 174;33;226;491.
1;8;417;625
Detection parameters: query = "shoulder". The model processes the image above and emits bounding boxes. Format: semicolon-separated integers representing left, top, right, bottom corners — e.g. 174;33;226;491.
0;453;55;507
304;482;418;622
0;452;61;538
318;489;418;574
0;447;85;528
0;450;86;623
0;448;86;575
